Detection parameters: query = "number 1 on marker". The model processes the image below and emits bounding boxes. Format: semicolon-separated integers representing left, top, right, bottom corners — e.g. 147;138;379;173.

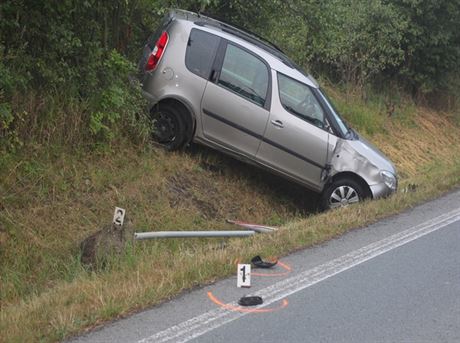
237;263;251;288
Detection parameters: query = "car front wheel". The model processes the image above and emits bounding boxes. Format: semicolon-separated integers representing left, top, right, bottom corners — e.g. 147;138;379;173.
320;178;366;210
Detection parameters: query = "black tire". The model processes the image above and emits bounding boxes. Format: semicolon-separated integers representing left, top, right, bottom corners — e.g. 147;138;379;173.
150;104;186;151
320;178;366;211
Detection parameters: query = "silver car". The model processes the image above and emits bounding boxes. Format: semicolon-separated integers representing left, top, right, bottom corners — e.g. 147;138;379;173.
139;9;398;210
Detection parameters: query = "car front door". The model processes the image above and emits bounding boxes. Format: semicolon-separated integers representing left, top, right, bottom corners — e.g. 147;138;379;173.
201;42;271;157
256;72;330;191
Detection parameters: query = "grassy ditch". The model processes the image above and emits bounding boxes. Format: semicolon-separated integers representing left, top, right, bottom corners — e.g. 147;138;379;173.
1;93;460;342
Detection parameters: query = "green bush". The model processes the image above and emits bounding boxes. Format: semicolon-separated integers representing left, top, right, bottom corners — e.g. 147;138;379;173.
89;50;148;142
0;1;154;150
0;0;459;153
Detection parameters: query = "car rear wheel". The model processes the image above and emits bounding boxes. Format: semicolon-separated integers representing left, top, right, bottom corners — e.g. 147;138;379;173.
320;178;366;210
150;104;186;151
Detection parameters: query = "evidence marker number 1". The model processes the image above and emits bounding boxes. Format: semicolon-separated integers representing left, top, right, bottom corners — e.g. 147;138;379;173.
237;263;251;288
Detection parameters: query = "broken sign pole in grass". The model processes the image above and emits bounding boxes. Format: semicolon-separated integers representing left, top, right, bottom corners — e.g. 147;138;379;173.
134;220;280;239
226;219;279;234
134;230;257;240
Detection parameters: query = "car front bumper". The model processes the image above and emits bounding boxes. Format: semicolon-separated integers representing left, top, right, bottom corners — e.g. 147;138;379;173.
370;180;398;199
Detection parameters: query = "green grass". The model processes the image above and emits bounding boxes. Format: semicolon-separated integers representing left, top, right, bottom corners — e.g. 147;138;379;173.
1;89;460;342
322;84;418;136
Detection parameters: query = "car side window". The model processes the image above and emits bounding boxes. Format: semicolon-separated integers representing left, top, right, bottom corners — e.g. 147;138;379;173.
185;29;220;79
277;73;325;129
217;44;269;107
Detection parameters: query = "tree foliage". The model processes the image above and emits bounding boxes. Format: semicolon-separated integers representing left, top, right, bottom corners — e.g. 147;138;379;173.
0;0;459;150
391;0;460;94
315;0;407;87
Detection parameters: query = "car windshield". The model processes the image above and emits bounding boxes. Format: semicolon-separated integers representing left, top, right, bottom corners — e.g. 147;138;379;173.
315;89;351;138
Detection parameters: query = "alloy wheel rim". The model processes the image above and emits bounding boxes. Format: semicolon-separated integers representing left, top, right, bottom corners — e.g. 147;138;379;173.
329;185;359;208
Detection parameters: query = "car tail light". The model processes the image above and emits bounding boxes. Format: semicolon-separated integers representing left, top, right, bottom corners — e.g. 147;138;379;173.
145;31;169;71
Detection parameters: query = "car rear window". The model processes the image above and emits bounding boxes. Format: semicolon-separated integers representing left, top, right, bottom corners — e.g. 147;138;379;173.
185;29;220;79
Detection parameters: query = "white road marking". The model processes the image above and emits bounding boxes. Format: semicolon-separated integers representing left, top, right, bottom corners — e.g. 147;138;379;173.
138;207;460;343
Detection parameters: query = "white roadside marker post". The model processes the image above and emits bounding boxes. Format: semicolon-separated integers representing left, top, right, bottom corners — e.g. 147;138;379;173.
237;263;251;288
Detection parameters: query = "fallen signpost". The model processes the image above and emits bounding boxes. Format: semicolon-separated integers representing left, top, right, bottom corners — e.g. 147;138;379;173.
134;219;279;240
134;230;256;240
226;219;279;233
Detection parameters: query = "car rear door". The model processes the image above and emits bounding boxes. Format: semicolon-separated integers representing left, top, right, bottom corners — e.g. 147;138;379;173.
201;42;271;157
256;72;329;190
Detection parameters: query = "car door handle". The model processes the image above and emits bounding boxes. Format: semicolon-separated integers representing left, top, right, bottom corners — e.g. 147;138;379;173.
271;120;284;128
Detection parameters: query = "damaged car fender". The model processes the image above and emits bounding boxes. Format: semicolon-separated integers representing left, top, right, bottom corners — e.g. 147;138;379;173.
327;133;398;200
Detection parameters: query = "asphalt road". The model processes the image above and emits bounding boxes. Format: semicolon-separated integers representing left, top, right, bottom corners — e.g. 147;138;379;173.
70;189;460;343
